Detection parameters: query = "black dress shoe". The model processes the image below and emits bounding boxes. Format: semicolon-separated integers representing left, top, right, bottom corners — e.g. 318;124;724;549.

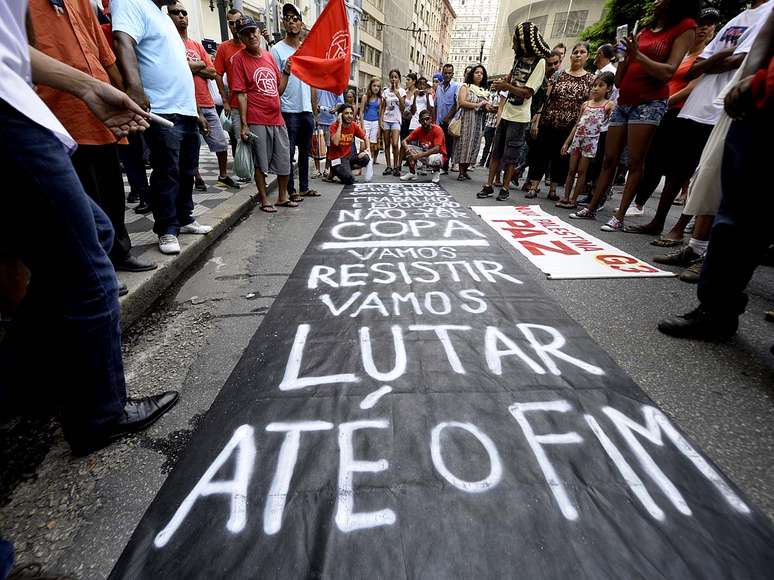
657;306;738;341
134;201;152;215
69;391;179;456
115;255;157;272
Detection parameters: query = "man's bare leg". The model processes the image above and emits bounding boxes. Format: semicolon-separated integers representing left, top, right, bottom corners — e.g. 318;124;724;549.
277;175;290;204
216;150;229;179
255;171;270;207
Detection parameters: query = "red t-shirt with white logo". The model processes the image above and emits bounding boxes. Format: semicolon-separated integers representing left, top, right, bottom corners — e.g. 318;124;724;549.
328;122;366;160
183;38;215;109
406;124;447;162
229;49;284;126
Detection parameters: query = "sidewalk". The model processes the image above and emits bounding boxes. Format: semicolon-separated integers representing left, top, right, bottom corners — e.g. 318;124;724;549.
119;145;275;328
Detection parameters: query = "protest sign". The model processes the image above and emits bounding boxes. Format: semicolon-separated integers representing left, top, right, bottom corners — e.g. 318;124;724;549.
473;205;674;279
111;184;773;579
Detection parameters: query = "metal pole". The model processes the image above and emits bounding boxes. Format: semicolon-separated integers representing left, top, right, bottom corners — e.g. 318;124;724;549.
217;0;229;41
561;0;574;39
479;39;484;63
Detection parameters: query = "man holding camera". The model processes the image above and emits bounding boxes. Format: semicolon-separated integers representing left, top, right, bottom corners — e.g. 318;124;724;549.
327;104;371;185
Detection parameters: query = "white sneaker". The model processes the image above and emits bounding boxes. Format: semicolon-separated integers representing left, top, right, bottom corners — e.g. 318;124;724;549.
400;172;416;181
158;234;181;255
180;220;212;234
625;205;645;217
431;171;440;183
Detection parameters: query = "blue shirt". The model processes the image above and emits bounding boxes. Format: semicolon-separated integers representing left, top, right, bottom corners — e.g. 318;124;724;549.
111;0;197;117
317;90;343;126
270;41;312;113
434;80;459;124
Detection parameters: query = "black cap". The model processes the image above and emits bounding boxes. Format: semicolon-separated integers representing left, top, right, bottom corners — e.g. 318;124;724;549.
697;7;720;24
282;3;301;20
236;15;259;34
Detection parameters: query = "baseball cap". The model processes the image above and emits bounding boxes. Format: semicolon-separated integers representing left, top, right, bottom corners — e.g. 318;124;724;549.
697;7;720;24
432;72;443;82
282;3;301;20
236;15;259;34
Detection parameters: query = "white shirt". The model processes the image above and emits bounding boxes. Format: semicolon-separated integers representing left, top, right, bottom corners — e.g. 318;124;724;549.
382;87;407;124
112;0;197;116
409;92;434;129
680;0;773;125
0;0;75;151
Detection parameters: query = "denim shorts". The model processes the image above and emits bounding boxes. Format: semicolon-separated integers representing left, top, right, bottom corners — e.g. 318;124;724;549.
609;99;668;127
383;121;401;131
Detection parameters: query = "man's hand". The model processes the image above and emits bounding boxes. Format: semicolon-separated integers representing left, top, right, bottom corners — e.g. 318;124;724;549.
81;80;150;137
358;150;368;159
223;102;232;116
283;60;292;76
240;125;250;141
724;74;755;119
126;84;150;112
530;123;539;140
198;115;210;136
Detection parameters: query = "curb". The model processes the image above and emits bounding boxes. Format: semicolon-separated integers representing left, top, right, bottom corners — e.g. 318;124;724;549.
118;177;277;329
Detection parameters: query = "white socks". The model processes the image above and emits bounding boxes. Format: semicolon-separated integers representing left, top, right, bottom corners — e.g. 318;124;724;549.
688;238;708;256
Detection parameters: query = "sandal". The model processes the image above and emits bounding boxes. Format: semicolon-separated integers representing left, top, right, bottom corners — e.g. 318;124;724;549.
623;223;662;235
555;200;577;209
496;188;510;202
382;167;393;176
672;198;686;206
525;190;538;199
260;204;277;213
289;194;304;203
547;191;559;201
301;189;321;197
650;237;683;247
276;200;299;208
457;174;467;181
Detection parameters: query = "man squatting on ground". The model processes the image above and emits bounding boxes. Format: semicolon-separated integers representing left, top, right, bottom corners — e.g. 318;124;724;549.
400;109;446;183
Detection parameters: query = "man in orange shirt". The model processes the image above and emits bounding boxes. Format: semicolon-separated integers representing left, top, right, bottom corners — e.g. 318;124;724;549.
29;0;156;274
169;2;239;190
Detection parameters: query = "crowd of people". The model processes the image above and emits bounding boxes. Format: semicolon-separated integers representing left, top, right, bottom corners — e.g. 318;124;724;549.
1;0;773;511
0;0;772;573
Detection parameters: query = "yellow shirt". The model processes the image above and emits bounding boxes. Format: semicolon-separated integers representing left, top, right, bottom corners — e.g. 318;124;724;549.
500;58;546;124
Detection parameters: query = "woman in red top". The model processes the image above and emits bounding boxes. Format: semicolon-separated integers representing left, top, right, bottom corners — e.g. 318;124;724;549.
570;0;698;230
630;8;719;217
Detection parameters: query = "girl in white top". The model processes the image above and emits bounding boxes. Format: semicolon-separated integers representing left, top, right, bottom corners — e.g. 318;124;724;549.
380;69;406;175
409;76;435;130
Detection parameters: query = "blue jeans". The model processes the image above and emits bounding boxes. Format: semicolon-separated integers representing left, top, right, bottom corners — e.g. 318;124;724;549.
698;116;773;319
0;537;12;579
0;100;126;444
282;111;314;194
144;114;199;236
119;132;150;203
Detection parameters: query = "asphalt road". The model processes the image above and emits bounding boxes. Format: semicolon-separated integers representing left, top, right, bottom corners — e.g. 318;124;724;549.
1;167;772;578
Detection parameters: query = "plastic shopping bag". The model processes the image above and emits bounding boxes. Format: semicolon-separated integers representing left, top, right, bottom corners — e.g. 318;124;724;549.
364;156;373;182
234;138;254;179
220;109;232;133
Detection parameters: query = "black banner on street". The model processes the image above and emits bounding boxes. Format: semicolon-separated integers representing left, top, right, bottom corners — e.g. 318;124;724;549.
112;184;774;579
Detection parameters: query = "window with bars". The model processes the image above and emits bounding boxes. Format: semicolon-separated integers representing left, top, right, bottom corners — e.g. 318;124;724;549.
551;10;588;38
531;15;548;36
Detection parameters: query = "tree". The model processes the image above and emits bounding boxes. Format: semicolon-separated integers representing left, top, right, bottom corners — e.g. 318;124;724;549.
580;0;749;49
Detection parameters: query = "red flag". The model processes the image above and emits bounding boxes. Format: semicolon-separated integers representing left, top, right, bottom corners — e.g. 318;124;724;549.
290;0;351;93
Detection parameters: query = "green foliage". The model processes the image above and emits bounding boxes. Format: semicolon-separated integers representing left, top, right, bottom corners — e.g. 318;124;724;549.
580;0;651;49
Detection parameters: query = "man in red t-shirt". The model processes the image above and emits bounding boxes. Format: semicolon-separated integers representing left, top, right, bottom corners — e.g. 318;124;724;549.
230;17;294;213
400;109;445;183
169;3;239;190
327;103;372;185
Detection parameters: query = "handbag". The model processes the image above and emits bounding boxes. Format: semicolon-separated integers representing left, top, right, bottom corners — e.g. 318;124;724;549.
448;115;462;138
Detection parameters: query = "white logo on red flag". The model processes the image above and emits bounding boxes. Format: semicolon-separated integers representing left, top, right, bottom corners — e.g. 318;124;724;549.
326;30;350;60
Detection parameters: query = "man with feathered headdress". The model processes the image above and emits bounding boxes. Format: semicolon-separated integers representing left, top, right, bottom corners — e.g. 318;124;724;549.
477;21;551;201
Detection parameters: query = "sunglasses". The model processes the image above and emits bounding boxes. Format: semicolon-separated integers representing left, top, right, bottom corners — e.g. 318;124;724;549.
168;9;187;15
284;15;301;23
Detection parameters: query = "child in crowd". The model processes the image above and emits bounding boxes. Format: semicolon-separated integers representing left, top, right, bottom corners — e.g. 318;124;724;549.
556;72;615;209
358;78;382;166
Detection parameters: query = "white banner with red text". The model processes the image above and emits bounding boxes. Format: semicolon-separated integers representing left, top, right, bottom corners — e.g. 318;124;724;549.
472;205;674;279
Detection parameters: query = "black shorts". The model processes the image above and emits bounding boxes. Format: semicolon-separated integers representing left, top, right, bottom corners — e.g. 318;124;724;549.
490;119;527;166
665;117;713;181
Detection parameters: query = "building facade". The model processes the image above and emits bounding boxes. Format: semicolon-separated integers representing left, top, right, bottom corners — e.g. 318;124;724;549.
408;0;456;78
448;0;501;81
358;0;385;91
489;0;606;76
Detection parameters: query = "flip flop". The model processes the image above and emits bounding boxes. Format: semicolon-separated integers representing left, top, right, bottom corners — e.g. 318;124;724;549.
623;224;662;235
276;200;299;208
302;190;322;197
555;201;577;209
260;204;277;213
650;237;683;247
525;191;537;199
289;194;304;203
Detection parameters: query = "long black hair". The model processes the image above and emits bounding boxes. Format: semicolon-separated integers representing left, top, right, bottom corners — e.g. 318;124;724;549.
654;0;700;28
464;64;488;87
